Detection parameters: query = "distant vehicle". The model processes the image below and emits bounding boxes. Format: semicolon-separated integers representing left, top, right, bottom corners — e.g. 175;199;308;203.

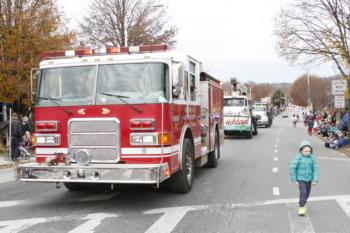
252;105;270;128
282;112;289;118
224;96;258;138
253;102;273;127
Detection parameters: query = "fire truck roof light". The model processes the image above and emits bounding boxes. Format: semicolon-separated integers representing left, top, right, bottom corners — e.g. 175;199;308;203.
41;44;169;60
75;48;94;56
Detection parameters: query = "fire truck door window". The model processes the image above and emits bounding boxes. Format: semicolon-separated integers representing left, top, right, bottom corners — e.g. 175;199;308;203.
37;66;96;106
189;61;196;102
172;63;184;100
96;63;169;105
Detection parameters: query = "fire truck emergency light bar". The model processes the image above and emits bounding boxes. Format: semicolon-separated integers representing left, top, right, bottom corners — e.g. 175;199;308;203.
41;44;169;59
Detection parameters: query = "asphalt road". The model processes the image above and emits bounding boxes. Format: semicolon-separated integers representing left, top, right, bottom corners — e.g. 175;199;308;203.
1;115;350;233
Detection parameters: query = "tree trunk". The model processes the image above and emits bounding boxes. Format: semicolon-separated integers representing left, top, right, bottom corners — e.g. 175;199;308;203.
347;74;350;138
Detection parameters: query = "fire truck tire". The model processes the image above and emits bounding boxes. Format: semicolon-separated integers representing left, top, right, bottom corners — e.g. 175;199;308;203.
63;182;84;191
169;138;194;193
207;131;219;168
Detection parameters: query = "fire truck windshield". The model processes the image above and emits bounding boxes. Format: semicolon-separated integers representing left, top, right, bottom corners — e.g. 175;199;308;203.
224;98;245;107
37;63;169;107
96;62;169;105
37;66;96;106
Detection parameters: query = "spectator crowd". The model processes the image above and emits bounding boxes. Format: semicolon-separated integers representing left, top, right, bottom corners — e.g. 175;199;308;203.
301;111;349;150
10;112;34;162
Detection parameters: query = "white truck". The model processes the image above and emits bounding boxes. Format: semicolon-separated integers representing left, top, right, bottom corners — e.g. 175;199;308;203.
223;79;258;139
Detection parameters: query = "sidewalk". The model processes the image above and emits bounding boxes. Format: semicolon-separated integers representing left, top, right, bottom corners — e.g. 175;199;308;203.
0;153;35;169
312;129;350;158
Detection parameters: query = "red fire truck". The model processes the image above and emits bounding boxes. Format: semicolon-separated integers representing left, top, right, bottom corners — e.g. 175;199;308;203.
17;45;224;193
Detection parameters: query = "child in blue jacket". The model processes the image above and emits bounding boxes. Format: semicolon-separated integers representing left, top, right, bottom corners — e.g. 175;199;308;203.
289;140;319;216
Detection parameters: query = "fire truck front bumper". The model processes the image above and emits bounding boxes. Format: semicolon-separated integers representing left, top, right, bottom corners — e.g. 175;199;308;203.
16;163;170;184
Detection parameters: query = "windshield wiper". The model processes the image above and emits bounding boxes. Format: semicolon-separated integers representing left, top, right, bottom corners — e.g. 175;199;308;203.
100;92;143;113
38;97;73;115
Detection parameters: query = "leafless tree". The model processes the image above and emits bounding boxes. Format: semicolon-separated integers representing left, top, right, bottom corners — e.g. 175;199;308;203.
79;0;177;47
275;0;350;74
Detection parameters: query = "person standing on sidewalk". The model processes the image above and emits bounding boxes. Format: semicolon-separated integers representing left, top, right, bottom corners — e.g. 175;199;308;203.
307;117;314;136
10;112;22;161
289;141;319;216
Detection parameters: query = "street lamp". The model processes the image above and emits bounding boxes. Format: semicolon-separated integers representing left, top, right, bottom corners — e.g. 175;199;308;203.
124;4;164;47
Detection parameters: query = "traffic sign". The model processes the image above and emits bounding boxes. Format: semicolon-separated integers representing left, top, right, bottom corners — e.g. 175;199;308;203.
332;80;347;95
335;96;345;109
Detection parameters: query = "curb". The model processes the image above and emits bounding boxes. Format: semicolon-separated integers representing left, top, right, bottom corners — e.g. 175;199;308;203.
315;134;350;158
0;157;35;169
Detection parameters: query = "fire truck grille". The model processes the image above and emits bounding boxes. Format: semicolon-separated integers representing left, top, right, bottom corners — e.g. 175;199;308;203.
68;118;120;163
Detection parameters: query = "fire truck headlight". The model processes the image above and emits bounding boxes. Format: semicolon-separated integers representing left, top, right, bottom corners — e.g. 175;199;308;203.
35;134;61;146
75;149;91;166
130;133;157;145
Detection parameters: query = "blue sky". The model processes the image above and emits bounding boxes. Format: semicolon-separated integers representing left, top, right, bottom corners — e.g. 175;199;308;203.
59;0;338;83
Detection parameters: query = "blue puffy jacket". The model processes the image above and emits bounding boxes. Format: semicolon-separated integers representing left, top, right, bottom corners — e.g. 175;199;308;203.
289;140;319;183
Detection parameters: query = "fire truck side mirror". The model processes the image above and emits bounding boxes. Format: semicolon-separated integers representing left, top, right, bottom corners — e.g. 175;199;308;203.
30;68;39;104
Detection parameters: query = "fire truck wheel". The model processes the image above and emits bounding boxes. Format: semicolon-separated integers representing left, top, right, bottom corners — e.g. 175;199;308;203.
170;138;194;193
63;182;84;191
207;131;219;168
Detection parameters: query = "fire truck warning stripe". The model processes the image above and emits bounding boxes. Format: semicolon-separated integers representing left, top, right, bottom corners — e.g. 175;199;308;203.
36;148;68;155
121;146;180;155
122;153;177;158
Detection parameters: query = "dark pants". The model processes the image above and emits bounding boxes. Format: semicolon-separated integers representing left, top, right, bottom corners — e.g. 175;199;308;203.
298;181;312;207
11;137;20;161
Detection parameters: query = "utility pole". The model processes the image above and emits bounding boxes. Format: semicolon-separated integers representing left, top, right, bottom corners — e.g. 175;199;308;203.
307;70;312;111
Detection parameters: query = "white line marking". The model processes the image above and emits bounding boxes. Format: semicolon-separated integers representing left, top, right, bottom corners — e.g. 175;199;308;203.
273;187;280;196
0;193;118;209
286;203;316;233
274;144;278;147
274;157;279;161
0;213;117;233
272;168;278;173
336;198;350;218
144;206;208;233
68;213;118;233
0;217;56;233
317;156;350;162
274;149;278;153
0;200;27;208
249;195;350;207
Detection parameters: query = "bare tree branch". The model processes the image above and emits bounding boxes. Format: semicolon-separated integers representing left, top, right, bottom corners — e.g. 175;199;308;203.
79;0;177;47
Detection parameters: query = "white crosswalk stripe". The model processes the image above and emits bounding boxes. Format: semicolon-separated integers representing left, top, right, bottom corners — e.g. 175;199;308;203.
336;198;350;218
1;195;350;233
144;206;207;233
